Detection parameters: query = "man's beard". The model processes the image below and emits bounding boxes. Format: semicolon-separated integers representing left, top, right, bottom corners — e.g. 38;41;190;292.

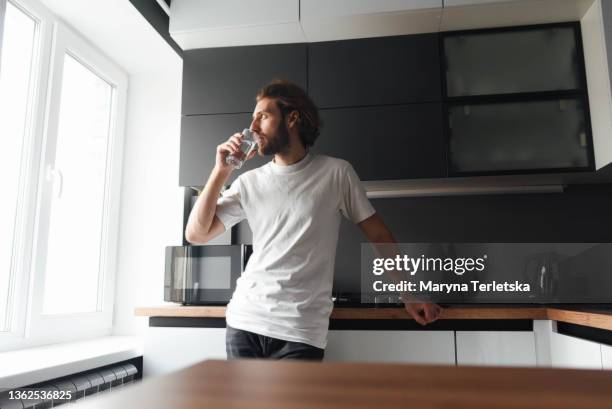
260;119;291;155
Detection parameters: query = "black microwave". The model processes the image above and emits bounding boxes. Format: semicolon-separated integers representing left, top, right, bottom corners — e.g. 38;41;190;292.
164;245;252;305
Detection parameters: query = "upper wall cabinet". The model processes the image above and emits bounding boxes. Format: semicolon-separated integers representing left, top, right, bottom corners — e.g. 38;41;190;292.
442;23;594;176
448;98;592;174
300;0;442;42
169;0;304;49
313;103;445;181
444;26;583;97
182;44;307;115
308;34;442;108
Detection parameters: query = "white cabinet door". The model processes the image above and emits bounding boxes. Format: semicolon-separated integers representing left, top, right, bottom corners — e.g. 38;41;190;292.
169;0;304;49
444;0;515;6
441;0;593;32
456;331;537;367
143;327;226;378
325;330;455;364
300;0;442;42
550;331;603;370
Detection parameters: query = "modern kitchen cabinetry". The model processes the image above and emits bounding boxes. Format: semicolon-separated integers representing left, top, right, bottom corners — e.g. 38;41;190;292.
314;104;446;180
180;113;268;186
325;330;455;364
178;22;598;186
455;331;537;367
181;44;307;115
308;34;441;108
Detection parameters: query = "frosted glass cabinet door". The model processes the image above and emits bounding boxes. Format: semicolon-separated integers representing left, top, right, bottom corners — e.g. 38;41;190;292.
448;98;591;173
444;26;582;97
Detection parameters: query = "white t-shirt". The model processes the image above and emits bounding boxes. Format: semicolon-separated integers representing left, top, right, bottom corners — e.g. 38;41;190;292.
216;153;375;349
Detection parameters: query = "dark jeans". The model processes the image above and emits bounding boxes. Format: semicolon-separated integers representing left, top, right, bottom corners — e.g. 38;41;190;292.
226;325;325;361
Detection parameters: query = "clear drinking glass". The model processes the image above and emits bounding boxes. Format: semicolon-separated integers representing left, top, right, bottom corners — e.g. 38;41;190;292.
226;128;259;169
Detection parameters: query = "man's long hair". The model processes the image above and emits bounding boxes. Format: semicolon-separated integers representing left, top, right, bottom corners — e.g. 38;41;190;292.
256;80;321;148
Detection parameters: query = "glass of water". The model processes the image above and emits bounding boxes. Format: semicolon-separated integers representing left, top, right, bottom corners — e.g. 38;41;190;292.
226;128;259;169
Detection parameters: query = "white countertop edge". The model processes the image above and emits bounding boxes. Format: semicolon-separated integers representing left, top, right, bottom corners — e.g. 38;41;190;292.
0;336;143;392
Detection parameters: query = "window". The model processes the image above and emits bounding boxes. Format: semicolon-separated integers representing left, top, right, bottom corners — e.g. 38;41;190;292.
41;53;114;314
0;0;127;350
0;1;39;333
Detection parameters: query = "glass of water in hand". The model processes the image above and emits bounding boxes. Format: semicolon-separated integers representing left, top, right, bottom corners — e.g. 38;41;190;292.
226;128;259;170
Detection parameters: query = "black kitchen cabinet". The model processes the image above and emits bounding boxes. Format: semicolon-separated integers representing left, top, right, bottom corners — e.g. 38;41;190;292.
312;103;445;180
442;22;593;175
182;44;307;115
179;113;268;186
308;34;442;108
447;98;593;175
443;24;583;97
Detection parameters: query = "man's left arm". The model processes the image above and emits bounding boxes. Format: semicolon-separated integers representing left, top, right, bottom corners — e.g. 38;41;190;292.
357;213;443;325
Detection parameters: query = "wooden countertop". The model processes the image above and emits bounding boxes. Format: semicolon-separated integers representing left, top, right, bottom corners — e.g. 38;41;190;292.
134;305;612;331
72;359;612;409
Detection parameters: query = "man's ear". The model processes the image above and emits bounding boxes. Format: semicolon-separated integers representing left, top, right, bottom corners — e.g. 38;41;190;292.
287;110;300;129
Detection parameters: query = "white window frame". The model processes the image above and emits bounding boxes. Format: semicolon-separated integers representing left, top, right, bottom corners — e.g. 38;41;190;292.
0;0;53;351
0;0;127;351
1;1;6;58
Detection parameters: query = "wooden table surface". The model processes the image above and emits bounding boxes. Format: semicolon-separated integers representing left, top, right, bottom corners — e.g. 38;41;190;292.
73;359;612;409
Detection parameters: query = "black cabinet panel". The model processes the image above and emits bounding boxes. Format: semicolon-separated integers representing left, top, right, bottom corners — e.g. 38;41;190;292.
448;98;593;174
308;34;442;108
179;113;269;186
182;44;307;115
312;103;445;180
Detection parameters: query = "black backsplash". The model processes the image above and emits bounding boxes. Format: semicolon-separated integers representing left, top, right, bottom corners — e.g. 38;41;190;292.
332;183;612;293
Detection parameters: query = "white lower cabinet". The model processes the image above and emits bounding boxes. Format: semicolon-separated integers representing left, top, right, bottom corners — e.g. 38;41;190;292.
324;330;456;364
550;330;603;370
456;331;537;367
143;327;227;378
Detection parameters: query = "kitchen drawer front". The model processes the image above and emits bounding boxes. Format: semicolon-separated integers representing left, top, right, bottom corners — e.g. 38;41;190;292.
456;331;537;367
182;43;307;115
550;330;603;370
325;330;455;364
180;113;268;186
308;33;442;108
314;103;446;180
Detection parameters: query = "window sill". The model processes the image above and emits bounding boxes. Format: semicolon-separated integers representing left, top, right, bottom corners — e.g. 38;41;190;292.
0;336;143;392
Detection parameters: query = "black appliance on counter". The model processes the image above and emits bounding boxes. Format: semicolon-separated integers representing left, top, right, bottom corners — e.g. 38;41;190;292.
164;245;252;305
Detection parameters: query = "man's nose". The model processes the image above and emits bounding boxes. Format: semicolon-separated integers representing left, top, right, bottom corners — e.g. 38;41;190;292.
250;118;260;132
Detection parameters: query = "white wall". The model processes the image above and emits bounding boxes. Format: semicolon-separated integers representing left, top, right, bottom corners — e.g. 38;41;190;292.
112;68;183;336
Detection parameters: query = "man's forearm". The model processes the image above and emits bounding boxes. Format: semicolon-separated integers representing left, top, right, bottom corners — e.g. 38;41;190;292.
185;166;230;242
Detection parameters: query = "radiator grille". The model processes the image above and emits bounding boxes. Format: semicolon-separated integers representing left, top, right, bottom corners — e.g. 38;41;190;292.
0;362;139;408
